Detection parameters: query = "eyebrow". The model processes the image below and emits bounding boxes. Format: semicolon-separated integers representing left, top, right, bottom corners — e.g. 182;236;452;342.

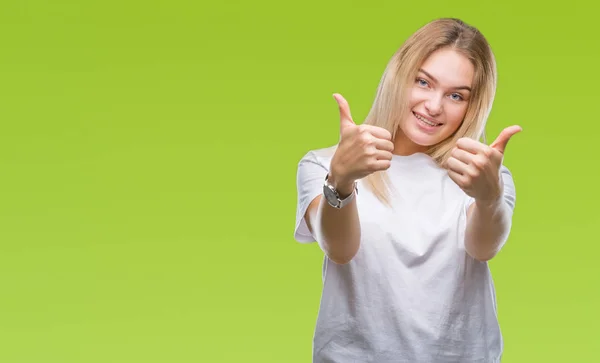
418;68;472;92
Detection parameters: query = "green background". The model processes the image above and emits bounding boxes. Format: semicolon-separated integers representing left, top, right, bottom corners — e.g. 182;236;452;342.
0;0;597;362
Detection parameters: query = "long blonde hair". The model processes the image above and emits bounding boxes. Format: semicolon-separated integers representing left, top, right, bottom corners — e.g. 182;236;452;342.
362;18;497;206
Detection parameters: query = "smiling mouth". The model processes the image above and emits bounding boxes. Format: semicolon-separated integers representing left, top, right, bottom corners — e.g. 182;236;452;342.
413;112;442;127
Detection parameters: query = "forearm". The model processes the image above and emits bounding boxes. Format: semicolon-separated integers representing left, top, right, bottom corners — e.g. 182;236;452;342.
305;171;361;265
464;198;512;262
314;193;361;264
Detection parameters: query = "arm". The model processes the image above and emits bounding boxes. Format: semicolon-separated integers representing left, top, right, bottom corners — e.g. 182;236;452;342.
446;126;521;262
296;94;393;264
304;174;361;265
464;197;513;262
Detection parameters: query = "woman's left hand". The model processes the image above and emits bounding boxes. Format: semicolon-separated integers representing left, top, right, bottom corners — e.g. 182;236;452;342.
446;125;522;205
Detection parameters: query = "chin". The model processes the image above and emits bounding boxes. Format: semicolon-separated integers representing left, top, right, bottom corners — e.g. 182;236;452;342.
405;127;446;147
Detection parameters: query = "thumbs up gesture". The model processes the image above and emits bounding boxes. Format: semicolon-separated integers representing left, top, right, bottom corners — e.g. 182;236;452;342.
328;94;395;192
446;125;522;205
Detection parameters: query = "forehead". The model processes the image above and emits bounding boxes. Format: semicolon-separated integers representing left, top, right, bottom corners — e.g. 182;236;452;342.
420;48;474;87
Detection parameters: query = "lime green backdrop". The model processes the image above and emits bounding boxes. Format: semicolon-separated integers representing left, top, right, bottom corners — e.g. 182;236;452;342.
0;0;597;362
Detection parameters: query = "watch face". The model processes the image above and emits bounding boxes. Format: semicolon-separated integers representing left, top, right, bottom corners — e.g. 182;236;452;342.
323;184;340;207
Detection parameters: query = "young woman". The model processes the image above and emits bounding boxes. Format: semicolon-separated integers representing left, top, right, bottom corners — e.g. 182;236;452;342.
294;18;521;362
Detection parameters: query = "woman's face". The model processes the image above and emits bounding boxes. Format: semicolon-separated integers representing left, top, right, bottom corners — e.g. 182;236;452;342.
394;48;475;155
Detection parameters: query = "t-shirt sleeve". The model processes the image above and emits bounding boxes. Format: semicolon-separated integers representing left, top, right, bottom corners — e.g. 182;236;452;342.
499;165;516;213
293;150;330;243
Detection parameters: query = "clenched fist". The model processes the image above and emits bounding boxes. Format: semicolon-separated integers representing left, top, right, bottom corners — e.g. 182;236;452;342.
446;125;522;205
328;94;395;194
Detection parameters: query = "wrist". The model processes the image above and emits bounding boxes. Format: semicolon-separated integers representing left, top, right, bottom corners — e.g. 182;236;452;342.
326;172;355;198
475;195;503;212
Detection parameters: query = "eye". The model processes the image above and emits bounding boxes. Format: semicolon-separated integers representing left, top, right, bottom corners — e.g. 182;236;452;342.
416;78;429;87
450;93;464;101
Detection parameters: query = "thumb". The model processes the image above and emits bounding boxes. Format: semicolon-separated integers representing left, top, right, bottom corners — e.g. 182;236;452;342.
333;93;355;133
490;125;522;154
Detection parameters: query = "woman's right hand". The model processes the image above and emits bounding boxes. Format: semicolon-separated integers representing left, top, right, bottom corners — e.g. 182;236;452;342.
328;93;394;193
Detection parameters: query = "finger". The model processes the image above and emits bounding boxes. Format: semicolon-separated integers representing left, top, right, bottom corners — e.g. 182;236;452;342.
448;170;468;189
450;147;475;165
358;124;392;140
445;156;470;175
455;137;490;155
373;138;395;152
490;125;522;154
333;93;355;132
367;159;392;172
373;149;393;161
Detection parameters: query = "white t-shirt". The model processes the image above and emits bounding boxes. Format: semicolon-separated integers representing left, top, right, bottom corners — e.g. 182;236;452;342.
293;146;516;363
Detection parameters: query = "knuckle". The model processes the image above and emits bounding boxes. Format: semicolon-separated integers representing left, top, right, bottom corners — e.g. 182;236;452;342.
472;159;485;170
472;155;488;169
364;147;376;157
359;133;372;144
454;175;466;188
482;146;494;158
463;172;474;182
468;169;480;178
366;159;379;171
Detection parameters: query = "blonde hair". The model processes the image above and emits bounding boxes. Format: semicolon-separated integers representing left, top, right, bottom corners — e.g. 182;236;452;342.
362;18;497;206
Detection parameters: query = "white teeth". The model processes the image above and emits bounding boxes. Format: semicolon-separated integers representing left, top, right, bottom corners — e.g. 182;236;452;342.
414;113;440;127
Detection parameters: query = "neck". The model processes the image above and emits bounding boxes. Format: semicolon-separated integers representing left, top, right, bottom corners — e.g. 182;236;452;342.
393;130;429;156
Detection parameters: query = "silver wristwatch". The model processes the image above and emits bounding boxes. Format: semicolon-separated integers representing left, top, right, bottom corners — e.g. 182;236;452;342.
323;173;357;209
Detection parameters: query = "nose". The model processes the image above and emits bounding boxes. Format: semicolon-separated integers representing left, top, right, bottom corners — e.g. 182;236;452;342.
425;93;443;116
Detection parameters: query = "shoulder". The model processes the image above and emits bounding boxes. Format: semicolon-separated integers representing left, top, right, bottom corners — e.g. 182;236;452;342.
295;144;338;191
297;145;337;169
